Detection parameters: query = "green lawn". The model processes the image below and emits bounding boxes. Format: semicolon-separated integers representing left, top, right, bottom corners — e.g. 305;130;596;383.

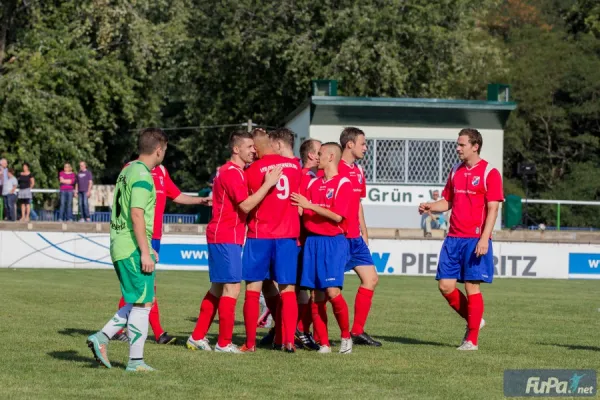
0;269;598;399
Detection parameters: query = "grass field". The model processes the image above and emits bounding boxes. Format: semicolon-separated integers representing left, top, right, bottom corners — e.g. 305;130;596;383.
1;269;599;399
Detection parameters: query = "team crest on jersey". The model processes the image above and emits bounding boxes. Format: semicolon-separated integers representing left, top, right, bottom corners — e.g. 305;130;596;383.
472;176;480;186
159;176;164;186
326;188;334;199
358;174;363;184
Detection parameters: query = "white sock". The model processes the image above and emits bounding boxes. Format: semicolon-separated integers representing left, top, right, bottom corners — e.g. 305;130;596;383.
101;303;133;339
128;306;151;360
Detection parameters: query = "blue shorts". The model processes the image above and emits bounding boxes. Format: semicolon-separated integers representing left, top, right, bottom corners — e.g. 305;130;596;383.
242;238;299;285
151;239;161;254
436;237;494;283
344;237;374;272
301;235;349;290
208;243;243;283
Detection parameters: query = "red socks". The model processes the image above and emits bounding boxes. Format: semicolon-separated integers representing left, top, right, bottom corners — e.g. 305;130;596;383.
351;287;374;335
466;293;484;345
280;291;298;346
297;300;313;333
330;294;351;339
243;290;260;348
191;291;219;341
442;288;469;320
311;301;329;346
149;299;164;340
265;294;282;345
217;296;237;348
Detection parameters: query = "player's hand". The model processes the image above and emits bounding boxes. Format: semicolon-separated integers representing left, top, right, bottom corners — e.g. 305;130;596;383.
265;166;283;187
418;202;431;215
475;238;489;257
141;252;155;273
152;248;159;263
87;191;91;198
290;193;310;209
74;192;78;198
362;234;369;247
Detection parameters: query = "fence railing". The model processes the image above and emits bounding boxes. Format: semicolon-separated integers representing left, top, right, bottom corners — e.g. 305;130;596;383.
522;199;600;230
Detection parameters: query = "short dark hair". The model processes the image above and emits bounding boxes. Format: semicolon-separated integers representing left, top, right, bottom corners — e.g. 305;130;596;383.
268;127;295;150
228;130;253;152
138;128;168;155
458;128;483;154
22;162;30;169
299;139;320;164
8;168;14;174
340;127;365;149
321;142;343;161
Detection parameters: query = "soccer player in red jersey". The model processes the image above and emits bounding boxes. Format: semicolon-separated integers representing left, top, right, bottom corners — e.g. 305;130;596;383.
338;127;381;347
114;158;210;345
294;139;323;349
291;142;354;354
419;128;504;351
242;128;302;353
186;131;282;353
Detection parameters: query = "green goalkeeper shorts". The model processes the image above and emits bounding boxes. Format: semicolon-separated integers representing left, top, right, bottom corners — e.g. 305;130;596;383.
113;249;156;304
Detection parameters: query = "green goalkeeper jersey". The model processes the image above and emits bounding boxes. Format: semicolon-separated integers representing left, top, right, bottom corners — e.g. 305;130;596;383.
110;160;156;262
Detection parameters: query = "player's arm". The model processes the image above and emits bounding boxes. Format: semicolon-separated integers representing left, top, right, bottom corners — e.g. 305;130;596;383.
290;193;343;223
238;166;282;214
130;178;155;273
359;203;369;245
475;169;504;256
173;194;211;205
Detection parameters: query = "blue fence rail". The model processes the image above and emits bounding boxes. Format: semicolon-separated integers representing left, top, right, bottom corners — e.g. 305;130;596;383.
33;210;198;224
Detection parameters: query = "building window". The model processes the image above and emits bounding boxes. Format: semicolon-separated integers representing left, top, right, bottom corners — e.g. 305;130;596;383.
358;139;458;184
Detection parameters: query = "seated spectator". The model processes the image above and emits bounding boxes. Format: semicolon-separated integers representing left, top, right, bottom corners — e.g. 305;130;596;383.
17;162;34;222
424;190;449;237
59;163;76;222
3;168;18;221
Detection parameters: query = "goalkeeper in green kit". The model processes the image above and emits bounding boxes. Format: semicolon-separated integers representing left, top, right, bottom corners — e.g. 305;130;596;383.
87;128;168;372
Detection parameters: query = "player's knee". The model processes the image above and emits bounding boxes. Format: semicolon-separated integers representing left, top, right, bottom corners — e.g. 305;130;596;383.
326;287;341;299
360;269;379;290
222;283;241;299
438;281;455;295
297;290;310;304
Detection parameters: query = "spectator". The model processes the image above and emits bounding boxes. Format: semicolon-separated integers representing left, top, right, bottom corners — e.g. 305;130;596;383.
3;168;17;221
17;162;35;222
0;158;6;219
75;161;93;222
424;190;448;237
58;163;76;222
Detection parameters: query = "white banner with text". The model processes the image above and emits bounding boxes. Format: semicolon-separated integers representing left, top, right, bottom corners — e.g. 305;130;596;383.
2;231;600;279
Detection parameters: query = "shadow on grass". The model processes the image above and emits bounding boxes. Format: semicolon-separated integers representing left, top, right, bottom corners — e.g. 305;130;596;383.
185;317;244;326
48;350;126;368
58;328;96;337
376;335;455;348
540;343;600;352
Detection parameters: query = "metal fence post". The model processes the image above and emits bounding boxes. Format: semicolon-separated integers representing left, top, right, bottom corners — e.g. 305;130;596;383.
557;203;561;231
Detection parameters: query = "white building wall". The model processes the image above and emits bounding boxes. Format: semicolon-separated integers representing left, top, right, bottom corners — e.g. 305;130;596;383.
286;107;311;155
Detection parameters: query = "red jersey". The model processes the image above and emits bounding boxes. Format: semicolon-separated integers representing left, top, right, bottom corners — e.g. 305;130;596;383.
442;160;504;238
303;174;352;236
245;154;302;239
206;162;249;245
300;167;324;192
337;160;367;239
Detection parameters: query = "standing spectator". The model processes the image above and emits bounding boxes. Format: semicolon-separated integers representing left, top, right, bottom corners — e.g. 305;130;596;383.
17;162;35;222
0;158;6;219
75;161;93;222
59;163;76;221
3;168;18;221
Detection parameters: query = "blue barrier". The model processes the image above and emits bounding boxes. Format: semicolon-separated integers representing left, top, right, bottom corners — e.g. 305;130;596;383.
30;210;198;224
